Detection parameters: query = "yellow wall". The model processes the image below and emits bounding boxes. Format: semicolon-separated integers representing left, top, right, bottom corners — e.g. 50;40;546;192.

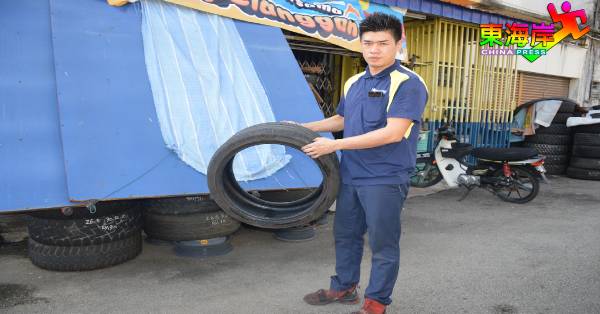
405;19;518;124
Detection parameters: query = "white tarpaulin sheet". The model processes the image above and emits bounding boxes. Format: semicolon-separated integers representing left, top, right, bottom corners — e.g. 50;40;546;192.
534;99;562;128
140;0;290;181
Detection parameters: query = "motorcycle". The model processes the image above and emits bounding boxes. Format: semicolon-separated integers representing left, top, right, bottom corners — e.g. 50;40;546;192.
410;124;547;203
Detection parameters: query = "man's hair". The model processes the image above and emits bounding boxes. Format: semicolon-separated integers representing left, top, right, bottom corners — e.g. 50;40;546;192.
359;13;403;42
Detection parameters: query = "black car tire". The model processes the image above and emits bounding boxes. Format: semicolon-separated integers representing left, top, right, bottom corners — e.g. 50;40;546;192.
522;143;569;155
28;232;142;271
28;208;142;246
566;166;600;181
558;101;576;113
544;164;568;175
142;195;220;215
552;113;574;124
207;122;339;229
524;134;571;145
569;157;600;170
542;154;569;165
535;124;571;135
572;145;600;158
573;133;600;146
143;211;240;241
573;123;600;134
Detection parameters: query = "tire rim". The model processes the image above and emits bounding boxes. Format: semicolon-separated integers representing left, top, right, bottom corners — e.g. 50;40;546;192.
494;168;536;202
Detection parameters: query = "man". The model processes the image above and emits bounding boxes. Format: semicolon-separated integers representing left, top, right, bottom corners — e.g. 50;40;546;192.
299;13;428;314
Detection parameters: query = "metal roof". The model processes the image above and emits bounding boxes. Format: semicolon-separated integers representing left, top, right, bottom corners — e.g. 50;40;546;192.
372;0;527;25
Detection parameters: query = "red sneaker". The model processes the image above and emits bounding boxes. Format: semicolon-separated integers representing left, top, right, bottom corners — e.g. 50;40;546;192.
350;298;387;314
303;285;359;306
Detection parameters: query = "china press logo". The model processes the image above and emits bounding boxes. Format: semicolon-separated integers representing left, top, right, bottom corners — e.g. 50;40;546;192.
479;1;590;62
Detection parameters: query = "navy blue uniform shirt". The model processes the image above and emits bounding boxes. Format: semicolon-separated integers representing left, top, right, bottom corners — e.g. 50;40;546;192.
336;60;428;185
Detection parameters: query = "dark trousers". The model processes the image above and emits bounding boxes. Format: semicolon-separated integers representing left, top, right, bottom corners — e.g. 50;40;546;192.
329;183;409;305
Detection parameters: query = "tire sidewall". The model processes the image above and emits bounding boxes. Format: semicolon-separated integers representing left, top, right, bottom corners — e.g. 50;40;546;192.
207;123;339;229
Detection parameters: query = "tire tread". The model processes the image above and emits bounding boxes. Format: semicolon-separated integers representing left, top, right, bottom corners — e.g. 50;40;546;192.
522;143;569;155
143;211;240;241
28;232;142;271
566;166;600;180
573;133;600;146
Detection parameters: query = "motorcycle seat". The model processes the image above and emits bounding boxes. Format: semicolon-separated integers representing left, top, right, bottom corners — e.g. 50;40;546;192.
471;147;538;161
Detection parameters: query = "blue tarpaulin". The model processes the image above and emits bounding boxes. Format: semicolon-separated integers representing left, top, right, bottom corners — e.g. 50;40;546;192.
0;0;72;212
0;0;325;212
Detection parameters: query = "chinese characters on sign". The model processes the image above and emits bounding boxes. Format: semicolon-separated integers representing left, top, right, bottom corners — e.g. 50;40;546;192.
479;1;590;62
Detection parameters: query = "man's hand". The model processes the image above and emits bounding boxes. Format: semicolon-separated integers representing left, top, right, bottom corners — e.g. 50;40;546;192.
282;120;312;130
302;137;338;159
298;115;344;133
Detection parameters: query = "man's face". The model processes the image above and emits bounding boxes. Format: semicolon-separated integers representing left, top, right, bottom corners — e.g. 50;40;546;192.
360;30;401;69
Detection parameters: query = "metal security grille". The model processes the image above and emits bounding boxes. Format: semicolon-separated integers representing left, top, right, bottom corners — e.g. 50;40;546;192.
291;50;342;118
405;19;518;149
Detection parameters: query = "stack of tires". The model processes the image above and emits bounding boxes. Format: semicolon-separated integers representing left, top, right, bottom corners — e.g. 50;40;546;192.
27;200;143;271
522;101;577;175
567;123;600;180
142;195;240;242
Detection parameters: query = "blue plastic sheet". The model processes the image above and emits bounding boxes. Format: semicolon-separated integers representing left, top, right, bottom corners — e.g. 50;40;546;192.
0;0;73;211
1;0;324;211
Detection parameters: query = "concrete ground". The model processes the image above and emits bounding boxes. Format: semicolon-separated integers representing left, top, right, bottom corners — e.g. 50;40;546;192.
1;176;600;314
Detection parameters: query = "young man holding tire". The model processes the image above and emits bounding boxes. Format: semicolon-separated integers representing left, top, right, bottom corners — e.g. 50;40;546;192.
299;13;428;314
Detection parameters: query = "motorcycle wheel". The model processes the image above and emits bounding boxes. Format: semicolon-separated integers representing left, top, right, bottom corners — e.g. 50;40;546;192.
491;166;540;204
410;157;443;188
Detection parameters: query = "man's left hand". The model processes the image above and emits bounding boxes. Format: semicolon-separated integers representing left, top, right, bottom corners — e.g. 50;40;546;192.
302;137;338;159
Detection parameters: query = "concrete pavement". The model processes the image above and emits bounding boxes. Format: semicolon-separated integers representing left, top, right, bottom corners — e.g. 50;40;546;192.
1;176;599;313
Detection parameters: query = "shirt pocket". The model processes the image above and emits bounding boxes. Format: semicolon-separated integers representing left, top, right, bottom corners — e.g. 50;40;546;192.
362;97;387;125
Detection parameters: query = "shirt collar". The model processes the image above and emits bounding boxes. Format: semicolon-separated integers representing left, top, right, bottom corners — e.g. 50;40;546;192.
364;60;400;78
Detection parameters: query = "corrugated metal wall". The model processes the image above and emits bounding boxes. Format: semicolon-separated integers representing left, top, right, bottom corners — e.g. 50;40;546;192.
516;72;570;106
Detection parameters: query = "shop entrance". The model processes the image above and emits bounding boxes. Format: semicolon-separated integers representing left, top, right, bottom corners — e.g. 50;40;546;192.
284;31;363;138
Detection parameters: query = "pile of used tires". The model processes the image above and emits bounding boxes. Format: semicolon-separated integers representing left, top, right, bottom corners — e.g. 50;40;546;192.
522;101;578;175
22;122;337;271
24;195;242;271
142;195;240;242
567;123;600;180
26;200;143;271
142;195;242;257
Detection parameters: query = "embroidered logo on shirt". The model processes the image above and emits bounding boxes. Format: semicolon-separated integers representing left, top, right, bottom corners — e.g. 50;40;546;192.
368;88;387;97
